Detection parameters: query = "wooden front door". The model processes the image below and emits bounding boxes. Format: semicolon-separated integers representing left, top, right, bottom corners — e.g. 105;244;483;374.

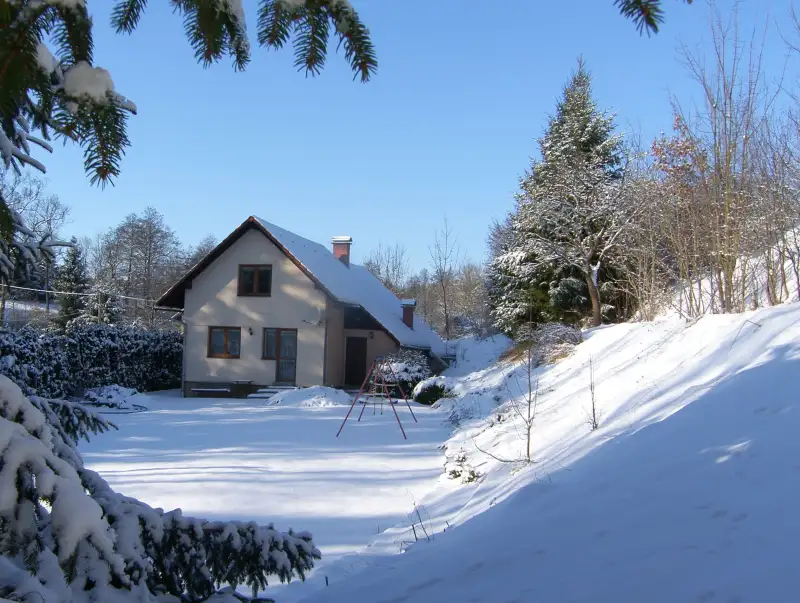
345;336;368;387
276;330;297;383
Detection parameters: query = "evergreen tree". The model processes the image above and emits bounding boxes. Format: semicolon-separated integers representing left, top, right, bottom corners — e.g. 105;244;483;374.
53;237;88;328
505;61;633;327
80;286;123;325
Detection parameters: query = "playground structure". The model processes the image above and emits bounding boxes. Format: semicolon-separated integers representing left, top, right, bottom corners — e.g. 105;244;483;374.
336;356;418;439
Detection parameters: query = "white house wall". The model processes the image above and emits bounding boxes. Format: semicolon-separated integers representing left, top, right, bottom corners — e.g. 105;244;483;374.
183;228;327;387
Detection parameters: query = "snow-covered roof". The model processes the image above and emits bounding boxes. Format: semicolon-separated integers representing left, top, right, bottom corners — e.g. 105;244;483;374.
253;217;445;354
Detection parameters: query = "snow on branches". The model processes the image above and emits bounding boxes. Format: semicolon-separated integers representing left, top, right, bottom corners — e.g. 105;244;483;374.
373;348;432;396
498;62;636;327
0;376;320;602
0;323;182;399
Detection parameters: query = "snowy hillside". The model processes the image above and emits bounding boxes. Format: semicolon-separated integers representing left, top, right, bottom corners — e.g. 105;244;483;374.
300;304;800;603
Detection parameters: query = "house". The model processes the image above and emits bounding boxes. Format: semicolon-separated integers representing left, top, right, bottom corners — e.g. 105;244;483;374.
156;216;448;397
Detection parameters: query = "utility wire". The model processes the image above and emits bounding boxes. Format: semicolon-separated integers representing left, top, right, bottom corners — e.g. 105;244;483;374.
5;284;156;303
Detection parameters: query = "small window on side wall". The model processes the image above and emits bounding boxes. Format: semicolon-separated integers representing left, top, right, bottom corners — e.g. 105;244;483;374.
208;327;241;358
238;265;272;296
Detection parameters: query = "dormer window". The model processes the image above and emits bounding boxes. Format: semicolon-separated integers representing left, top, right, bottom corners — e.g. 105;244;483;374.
238;264;272;296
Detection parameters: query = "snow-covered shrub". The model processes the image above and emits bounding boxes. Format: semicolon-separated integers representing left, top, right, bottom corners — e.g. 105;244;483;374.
0;376;320;602
0;327;73;399
444;448;481;484
373;348;432;398
516;322;582;365
83;384;139;410
0;324;181;398
67;323;182;393
413;376;455;406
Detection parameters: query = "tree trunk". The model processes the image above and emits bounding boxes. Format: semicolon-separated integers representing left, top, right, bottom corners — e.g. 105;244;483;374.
585;268;602;327
0;285;6;326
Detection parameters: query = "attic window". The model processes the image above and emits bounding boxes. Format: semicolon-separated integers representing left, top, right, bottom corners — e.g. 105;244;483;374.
238;265;272;296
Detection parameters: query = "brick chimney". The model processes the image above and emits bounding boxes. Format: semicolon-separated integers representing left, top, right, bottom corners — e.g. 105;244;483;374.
401;299;416;329
332;236;352;267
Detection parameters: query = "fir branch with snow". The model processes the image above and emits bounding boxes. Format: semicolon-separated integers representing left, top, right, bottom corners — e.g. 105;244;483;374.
0;375;320;602
0;0;376;225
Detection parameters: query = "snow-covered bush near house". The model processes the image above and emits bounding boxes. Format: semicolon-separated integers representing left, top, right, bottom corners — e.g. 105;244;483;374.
374;348;431;396
0;323;181;399
0;375;320;603
83;384;140;411
269;386;352;408
412;376;456;405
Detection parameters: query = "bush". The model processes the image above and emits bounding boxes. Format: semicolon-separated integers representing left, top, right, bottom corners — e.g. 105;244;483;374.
412;376;455;405
373;348;432;398
513;322;582;365
0;323;182;398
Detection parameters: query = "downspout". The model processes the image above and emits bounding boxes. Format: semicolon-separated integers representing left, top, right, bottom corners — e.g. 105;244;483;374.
181;316;187;398
322;301;329;386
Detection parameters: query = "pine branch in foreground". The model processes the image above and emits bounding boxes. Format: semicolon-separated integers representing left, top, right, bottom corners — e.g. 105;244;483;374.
0;376;320;602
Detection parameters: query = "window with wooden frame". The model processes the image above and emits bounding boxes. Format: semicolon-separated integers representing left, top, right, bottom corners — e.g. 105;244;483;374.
263;328;298;383
208;327;241;358
238;264;272;296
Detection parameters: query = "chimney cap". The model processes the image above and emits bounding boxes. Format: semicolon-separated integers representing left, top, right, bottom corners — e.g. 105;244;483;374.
332;236;352;244
400;299;416;307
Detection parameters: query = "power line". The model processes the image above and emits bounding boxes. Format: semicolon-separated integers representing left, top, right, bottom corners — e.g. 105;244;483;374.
5;284;156;303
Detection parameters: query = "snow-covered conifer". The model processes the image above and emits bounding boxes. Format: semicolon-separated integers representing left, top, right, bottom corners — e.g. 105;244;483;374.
506;61;634;327
53;238;89;328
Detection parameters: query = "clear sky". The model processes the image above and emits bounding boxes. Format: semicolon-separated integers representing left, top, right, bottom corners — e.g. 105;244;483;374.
42;0;795;270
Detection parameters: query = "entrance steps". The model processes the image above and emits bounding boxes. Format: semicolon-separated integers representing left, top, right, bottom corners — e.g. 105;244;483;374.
247;385;298;400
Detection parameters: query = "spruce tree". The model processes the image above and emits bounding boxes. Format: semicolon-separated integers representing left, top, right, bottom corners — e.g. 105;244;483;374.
507;61;632;327
53;237;88;328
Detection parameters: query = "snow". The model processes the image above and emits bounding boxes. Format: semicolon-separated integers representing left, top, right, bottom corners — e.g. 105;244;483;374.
268;386;352;407
83;385;141;412
79;390;449;602
297;303;800;603
63;61;115;104
35;43;57;73
665;233;800;318
253;217;446;354
68;305;800;602
441;334;511;378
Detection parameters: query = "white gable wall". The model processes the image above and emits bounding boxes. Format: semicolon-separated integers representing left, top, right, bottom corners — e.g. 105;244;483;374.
183;228;327;387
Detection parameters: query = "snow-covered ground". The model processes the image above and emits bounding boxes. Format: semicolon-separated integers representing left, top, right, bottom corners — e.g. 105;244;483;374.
79;390;450;602
79;308;800;603
300;305;800;603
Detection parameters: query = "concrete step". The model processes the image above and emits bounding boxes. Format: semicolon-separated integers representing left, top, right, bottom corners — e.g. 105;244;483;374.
248;386;298;400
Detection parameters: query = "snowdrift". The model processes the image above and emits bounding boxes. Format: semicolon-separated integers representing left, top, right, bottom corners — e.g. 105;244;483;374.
269;386;352;408
300;304;800;603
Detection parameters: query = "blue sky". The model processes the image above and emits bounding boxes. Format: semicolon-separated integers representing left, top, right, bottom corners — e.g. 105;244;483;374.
43;0;794;270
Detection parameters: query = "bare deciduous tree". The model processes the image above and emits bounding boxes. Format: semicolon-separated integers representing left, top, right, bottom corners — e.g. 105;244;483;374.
429;218;460;339
363;242;410;295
